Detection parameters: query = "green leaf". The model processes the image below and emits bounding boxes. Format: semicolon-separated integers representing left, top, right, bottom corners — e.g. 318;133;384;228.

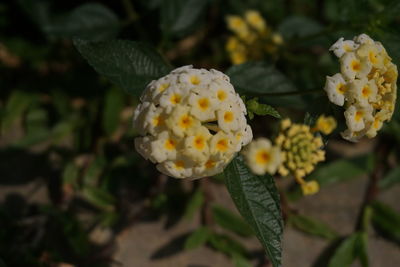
103;88;124;135
1;90;36;132
83;186;115;210
184;226;210;250
62;162;80;185
232;254;252;267
287;154;373;201
208;232;248;257
183;188;204;220
84;157;106;186
44;3;120;41
289;214;339;240
328;233;359;267
212;204;254;237
246;98;281;119
356;232;369;267
378;166;400;190
278;16;323;40
73;39;171;96
226;62;304;108
371;201;400;243
160;0;209;36
224;155;283;267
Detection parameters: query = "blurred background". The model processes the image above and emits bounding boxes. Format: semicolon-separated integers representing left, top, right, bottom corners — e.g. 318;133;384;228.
1;0;400;266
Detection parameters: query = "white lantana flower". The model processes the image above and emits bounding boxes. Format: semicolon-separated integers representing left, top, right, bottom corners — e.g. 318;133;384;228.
242;138;282;176
133;66;252;179
325;34;398;142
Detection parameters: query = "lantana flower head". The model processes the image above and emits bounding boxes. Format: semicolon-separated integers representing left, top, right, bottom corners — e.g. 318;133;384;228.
133;66;252;179
325;33;398;142
225;10;283;64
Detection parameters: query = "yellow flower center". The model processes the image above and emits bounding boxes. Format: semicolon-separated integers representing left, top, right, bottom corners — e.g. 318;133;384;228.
216;139;228;152
351;60;361;71
179;115;193;129
344;44;353;52
369;51;377;64
205;160;216;169
190;75;200;85
194;136;205;150
153;115;163;126
198;98;209;111
164;138;176;150
224;111;234;122
336;83;346;94
159;83;169;92
170;94;181;105
217;90;227;101
362;85;371;98
255;150;271;164
355;111;363;122
174;160;184;169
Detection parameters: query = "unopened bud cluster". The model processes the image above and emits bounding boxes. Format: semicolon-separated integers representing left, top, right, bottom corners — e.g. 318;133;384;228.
133;66;252;179
325;34;398;142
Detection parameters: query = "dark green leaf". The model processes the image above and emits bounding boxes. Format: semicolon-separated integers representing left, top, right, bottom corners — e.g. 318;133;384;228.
278;16;323;40
289;214;339;240
184;226;210;250
62;162;80;185
184;188;204;220
160;0;209;36
1;90;36;132
371;201;400;243
208;233;248;257
246;98;281;119
103;88;124;135
224;155;283;267
226;62;304;108
328;233;359;267
356;232;369;267
83;186;115;210
378;166;400;190
212;204;253;237
232;254;252;267
74;39;171;96
84;157;106;186
44;3;120;41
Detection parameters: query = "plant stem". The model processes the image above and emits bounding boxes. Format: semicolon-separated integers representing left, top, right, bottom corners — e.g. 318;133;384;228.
250;88;323;97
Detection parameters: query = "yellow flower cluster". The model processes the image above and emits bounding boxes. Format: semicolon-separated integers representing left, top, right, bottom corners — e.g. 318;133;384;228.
325;33;398;142
242;116;335;195
133;66;253;179
225;10;283;64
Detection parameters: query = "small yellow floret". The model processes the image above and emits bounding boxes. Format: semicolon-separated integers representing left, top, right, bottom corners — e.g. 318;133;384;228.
301;180;319;195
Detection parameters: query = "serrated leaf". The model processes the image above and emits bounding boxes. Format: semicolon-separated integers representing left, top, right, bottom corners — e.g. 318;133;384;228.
44;3;120;41
208;233;248;257
289;214;339;240
212;204;254;237
74;39;171;96
184;226;210;250
160;0;209;36
224;155;283;267
103;88;124;135
328;233;359;267
246;98;281;119
184;188;204;220
378;166;400;190
371;201;400;243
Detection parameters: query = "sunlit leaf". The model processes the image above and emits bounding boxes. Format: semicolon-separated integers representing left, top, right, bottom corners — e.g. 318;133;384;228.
212;204;254;237
289;214;339;240
184;226;210;250
184;188;204;221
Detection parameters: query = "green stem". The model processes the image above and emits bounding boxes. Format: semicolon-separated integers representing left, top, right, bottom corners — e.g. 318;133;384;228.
250;88;323;97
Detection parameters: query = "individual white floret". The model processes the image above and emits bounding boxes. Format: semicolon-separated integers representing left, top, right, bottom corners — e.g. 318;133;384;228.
324;73;347;106
178;68;211;88
149;131;179;163
340;52;372;80
143;103;166;135
188;89;217;121
217;103;242;132
171;65;193;74
234;124;253;152
209;80;236;104
209;131;236;159
165;105;200;137
134;136;154;162
156;156;194;179
133;102;151;135
340;129;366;142
235;93;247;115
344;104;373;132
353;34;374;45
159;85;188;114
210;68;230;82
183;126;212;163
242;138;282;176
329;37;359;58
365;111;385;138
348;78;378;106
357;43;384;68
192;155;226;178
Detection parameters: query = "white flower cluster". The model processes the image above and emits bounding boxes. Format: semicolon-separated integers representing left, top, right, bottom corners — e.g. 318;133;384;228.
325;33;398;142
133;65;252;179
